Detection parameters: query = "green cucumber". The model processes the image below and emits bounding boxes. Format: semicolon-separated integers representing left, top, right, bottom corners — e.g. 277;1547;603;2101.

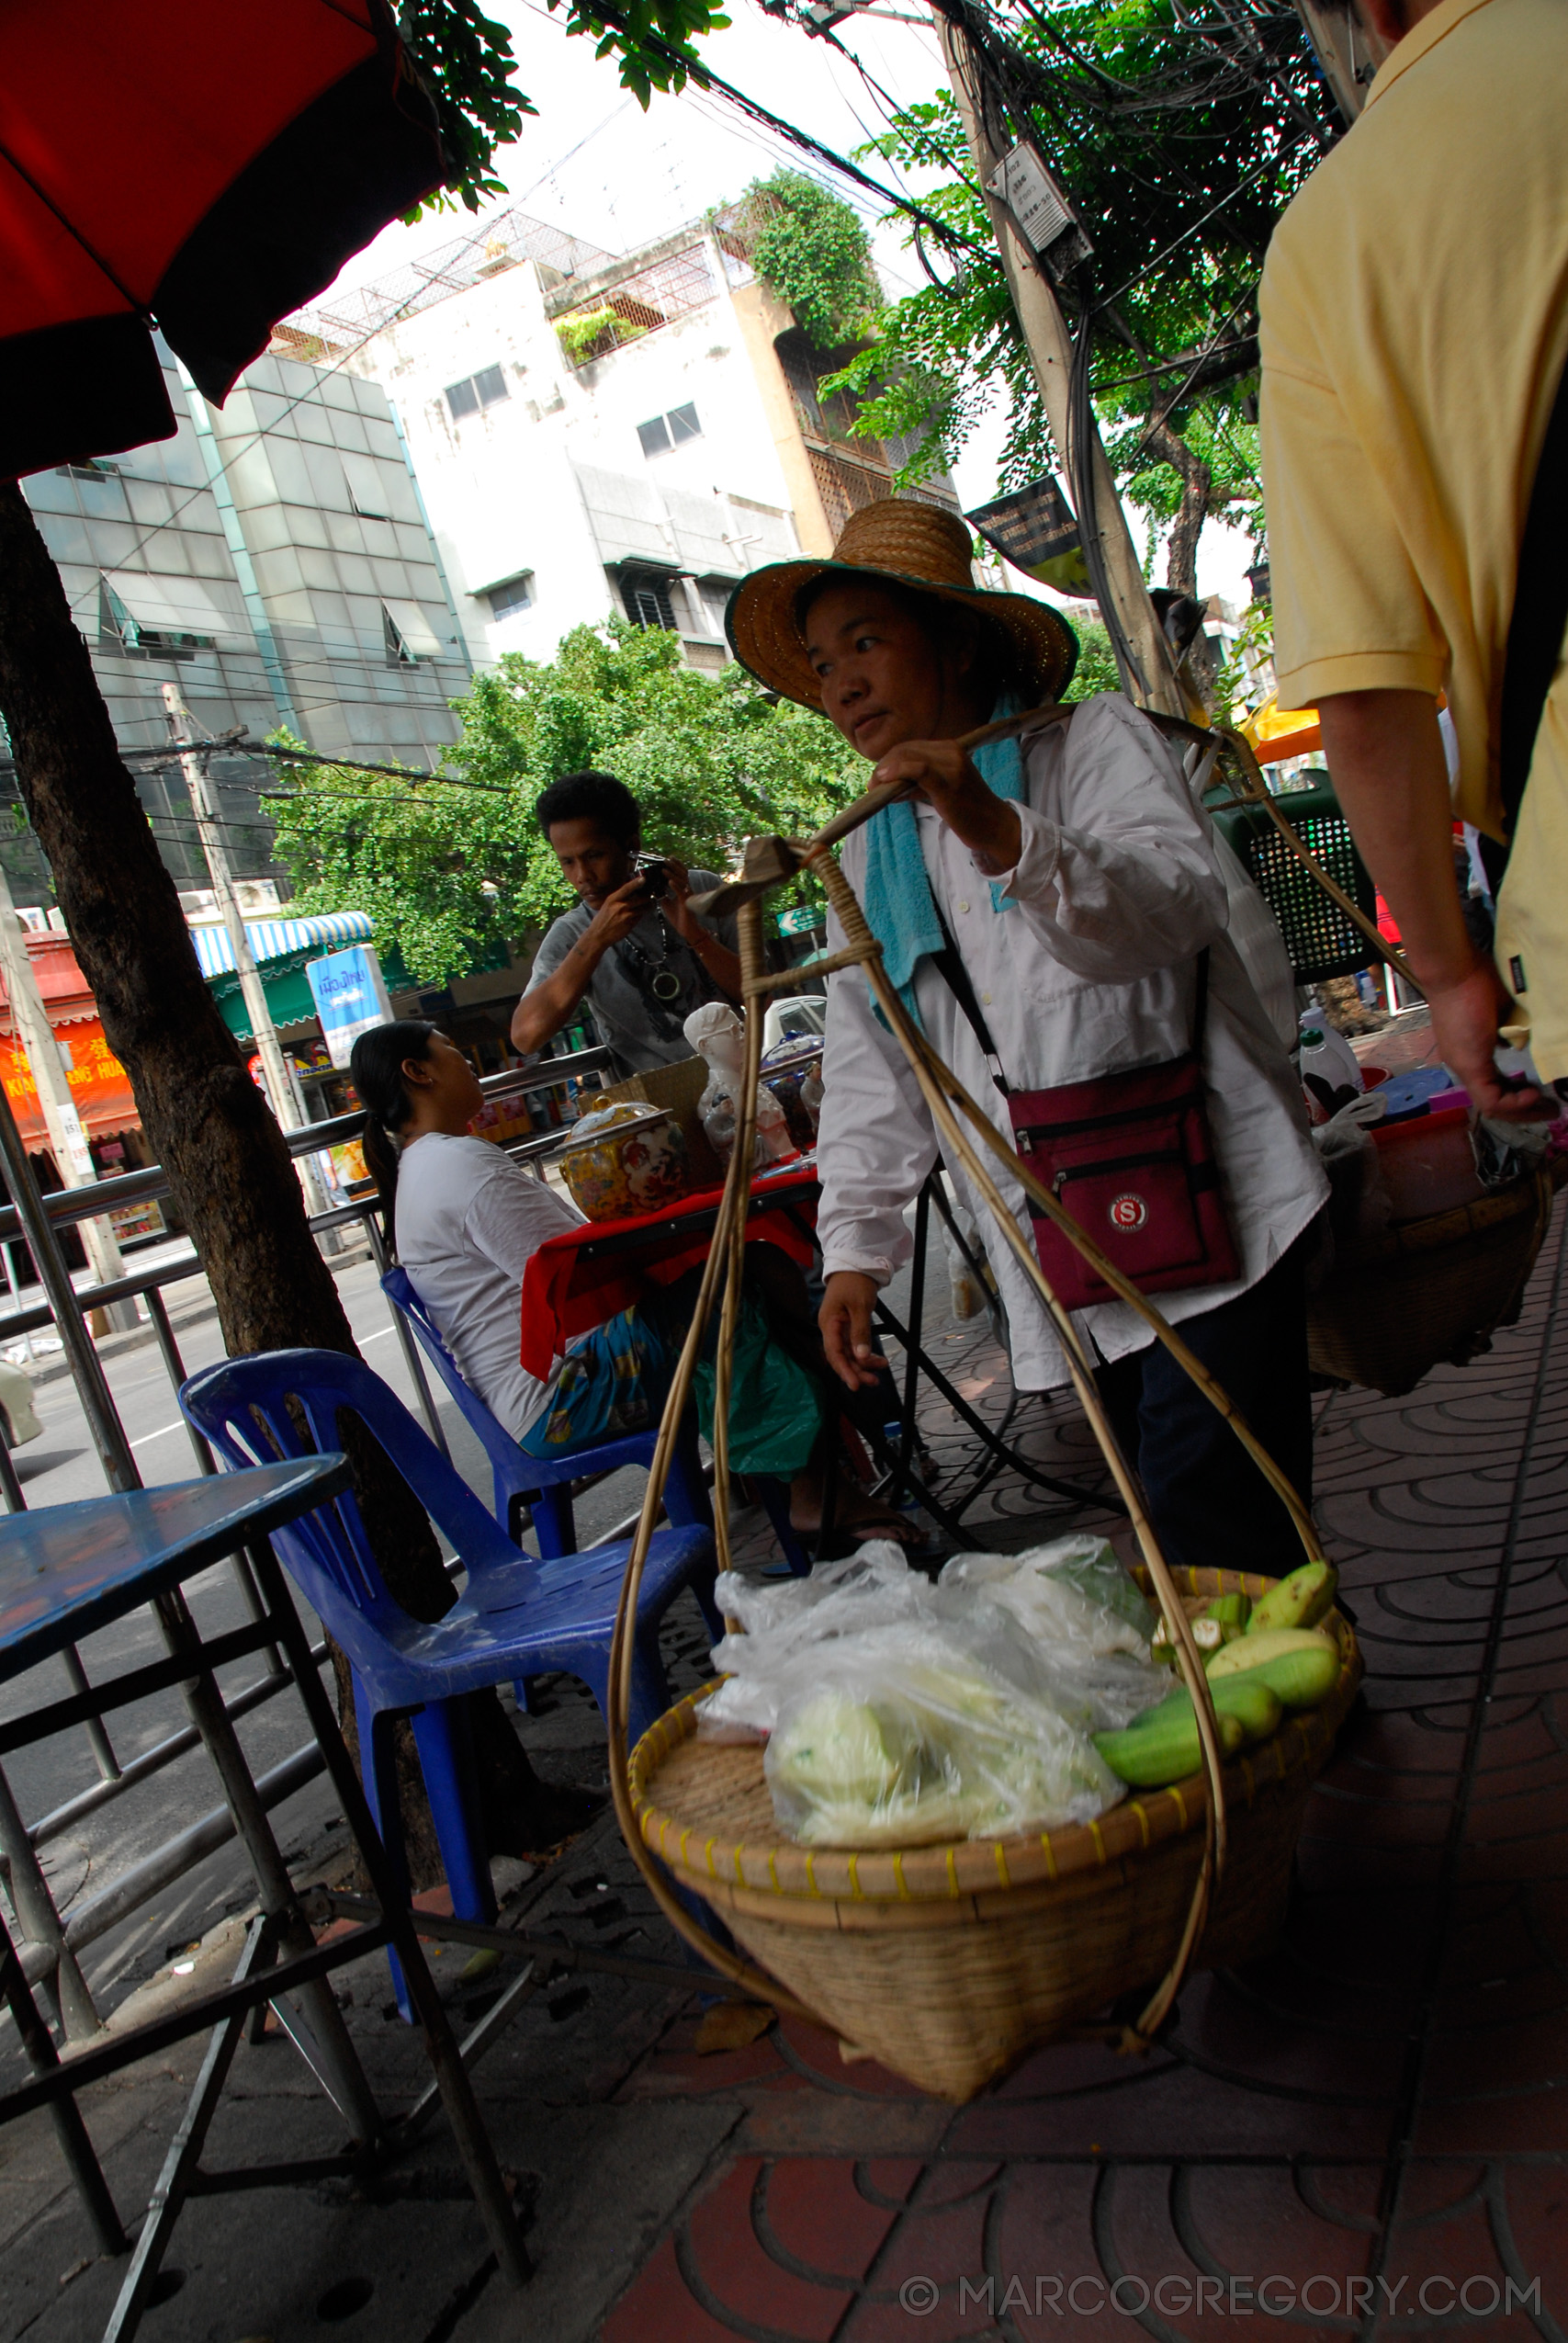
1208;1626;1339;1709
1208;1671;1283;1742
1247;1561;1337;1636
1093;1703;1246;1788
1201;1592;1252;1638
1094;1667;1287;1788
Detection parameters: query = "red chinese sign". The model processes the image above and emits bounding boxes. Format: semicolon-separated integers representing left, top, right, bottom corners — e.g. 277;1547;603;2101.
0;1016;140;1144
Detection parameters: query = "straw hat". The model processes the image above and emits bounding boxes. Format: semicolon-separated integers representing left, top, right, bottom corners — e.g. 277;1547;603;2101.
726;499;1078;711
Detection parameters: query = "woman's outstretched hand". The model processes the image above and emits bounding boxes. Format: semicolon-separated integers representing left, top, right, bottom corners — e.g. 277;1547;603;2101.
819;1270;888;1392
869;740;1022;875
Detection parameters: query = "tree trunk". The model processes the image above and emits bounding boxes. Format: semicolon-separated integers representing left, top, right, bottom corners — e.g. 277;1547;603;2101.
0;484;587;1877
1143;418;1216;709
1145;417;1212;605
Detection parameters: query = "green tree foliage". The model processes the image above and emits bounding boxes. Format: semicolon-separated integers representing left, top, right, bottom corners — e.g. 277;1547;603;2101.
268;621;863;986
736;170;882;350
828;0;1337;594
403;0;732;212
1059;616;1120;704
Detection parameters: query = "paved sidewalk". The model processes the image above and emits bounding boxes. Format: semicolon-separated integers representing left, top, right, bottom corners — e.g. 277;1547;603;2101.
3;1204;1565;2343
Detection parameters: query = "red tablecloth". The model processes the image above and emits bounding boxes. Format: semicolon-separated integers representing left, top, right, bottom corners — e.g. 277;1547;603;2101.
519;1163;819;1382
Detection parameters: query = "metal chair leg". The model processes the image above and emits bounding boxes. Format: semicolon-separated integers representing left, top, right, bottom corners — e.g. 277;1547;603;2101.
100;1920;276;2343
0;1905;124;2258
246;1541;530;2288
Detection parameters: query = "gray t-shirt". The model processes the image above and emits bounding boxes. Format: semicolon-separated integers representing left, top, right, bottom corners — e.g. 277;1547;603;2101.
524;871;738;1074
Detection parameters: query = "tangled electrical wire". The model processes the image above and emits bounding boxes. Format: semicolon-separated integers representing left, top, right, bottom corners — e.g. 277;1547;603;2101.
795;0;1336;681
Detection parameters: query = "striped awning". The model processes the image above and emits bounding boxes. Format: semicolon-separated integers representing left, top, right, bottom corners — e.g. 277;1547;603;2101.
190;911;374;980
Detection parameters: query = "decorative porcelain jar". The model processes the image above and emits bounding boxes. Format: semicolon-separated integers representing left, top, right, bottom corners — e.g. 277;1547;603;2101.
557;1101;694;1222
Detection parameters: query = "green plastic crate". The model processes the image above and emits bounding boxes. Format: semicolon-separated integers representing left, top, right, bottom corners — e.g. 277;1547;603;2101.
1209;775;1380;984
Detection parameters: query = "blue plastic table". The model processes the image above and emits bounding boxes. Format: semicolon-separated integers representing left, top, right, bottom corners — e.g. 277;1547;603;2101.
0;1458;349;1679
0;1459;527;2343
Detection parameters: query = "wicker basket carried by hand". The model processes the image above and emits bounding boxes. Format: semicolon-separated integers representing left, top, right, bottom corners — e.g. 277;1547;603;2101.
632;1571;1361;2102
1308;1167;1558;1397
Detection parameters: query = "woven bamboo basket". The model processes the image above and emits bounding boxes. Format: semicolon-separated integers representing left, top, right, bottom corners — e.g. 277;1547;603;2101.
632;1572;1361;2101
1308;1166;1558;1397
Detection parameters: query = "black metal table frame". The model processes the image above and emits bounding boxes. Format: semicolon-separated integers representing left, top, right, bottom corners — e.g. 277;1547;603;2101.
0;1469;530;2343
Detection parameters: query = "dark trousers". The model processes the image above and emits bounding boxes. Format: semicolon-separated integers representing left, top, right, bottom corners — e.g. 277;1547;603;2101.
1092;1230;1315;1579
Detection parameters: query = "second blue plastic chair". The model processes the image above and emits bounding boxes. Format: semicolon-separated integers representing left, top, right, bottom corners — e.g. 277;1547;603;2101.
381;1264;810;1578
178;1347;718;2005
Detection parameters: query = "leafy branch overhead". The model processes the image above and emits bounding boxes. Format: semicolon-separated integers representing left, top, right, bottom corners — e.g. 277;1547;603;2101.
829;0;1337;596
267;621;863;987
736;170;883;350
400;0;733;212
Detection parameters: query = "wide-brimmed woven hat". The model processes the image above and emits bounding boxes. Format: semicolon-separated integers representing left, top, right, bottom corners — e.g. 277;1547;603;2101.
726;499;1078;710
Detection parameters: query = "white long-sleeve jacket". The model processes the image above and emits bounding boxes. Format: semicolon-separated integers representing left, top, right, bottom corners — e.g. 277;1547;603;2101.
815;693;1328;1390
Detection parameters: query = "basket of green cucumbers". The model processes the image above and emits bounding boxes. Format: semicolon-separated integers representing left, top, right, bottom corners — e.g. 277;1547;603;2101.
629;1556;1359;2101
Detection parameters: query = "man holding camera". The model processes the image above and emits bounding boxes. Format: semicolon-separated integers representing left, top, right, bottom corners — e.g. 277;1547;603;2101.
511;770;742;1075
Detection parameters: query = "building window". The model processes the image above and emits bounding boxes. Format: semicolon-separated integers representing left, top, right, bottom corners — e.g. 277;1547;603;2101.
446;367;510;423
636;402;702;458
622;573;678;630
382;600;444;664
487;573;533;620
98;578;213;661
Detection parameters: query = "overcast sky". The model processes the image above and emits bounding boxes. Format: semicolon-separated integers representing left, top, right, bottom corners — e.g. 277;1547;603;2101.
323;0;1251;607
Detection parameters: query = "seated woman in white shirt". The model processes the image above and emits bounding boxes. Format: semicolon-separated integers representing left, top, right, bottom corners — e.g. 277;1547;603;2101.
725;502;1328;1578
350;1022;916;1545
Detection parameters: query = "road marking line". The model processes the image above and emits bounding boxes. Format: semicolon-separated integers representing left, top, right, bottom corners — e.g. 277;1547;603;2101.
125;1330;400;1446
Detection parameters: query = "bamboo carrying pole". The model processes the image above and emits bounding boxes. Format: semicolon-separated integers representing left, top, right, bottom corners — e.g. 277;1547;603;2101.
609;703;1335;2054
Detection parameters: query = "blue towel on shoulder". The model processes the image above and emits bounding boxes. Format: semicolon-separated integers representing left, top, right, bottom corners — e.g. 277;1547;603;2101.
859;693;1027;1025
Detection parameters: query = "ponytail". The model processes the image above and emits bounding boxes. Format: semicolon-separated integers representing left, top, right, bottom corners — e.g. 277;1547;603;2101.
347;1019;439;1256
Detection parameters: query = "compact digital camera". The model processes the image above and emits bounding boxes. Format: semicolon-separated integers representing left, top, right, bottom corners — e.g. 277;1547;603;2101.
635;855;671;900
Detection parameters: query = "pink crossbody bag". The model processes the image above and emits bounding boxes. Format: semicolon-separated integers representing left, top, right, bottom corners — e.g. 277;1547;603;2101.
933;924;1241;1313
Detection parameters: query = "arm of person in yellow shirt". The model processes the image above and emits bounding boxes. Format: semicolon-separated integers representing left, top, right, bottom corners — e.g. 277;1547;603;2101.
1316;690;1546;1120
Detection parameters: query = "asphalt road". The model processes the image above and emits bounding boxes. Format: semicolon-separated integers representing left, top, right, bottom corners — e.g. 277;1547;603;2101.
0;1242;646;2024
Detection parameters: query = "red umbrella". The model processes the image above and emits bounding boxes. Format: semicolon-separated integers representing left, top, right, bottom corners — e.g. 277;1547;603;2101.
0;0;444;481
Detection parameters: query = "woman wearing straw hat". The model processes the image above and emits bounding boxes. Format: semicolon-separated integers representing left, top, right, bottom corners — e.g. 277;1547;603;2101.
727;501;1327;1577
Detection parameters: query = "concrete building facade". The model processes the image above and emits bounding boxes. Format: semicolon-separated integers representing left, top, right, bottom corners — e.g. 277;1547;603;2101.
278;200;958;678
18;347;469;893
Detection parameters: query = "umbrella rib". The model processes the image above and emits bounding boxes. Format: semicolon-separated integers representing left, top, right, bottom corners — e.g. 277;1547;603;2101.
0;138;149;318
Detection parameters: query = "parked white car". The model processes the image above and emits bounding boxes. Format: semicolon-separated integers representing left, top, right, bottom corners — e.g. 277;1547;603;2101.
761;994;827;1053
0;1359;41;1448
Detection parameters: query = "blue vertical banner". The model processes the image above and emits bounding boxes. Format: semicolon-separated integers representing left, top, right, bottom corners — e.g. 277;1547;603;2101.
306;945;394;1070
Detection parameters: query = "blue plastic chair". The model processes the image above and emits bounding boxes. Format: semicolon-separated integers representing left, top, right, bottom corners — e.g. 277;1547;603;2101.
379;1264;712;1556
177;1348;718;2004
381;1265;811;1578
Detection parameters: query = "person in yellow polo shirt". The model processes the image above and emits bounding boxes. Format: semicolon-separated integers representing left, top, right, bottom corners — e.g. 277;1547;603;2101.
1258;0;1568;1113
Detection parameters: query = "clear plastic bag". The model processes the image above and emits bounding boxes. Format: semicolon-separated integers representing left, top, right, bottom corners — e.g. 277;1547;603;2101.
701;1538;1155;1843
762;1622;1125;1848
702;1545;937;1741
937;1535;1163;1732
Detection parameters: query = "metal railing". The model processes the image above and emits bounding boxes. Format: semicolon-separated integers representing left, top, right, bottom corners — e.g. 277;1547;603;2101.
0;1047;612;2042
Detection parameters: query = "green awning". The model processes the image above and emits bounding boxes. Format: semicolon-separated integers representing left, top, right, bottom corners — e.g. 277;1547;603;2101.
212;959;320;1043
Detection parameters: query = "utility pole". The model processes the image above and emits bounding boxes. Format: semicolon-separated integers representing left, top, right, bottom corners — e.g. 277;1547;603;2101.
934;10;1186;719
160;686;335;1239
0;862;138;1334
